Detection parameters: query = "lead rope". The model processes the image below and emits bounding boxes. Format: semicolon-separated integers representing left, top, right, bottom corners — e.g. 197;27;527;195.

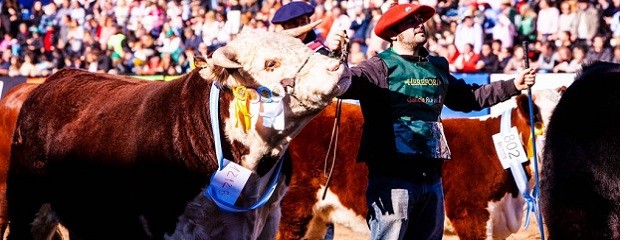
322;34;349;200
523;41;545;240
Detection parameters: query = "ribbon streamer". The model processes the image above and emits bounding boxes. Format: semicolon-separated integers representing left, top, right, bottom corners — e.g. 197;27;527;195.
233;86;252;133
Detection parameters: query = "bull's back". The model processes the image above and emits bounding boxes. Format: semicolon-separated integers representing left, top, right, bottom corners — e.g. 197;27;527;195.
11;69;182;169
0;83;39;237
0;83;38;174
541;62;620;239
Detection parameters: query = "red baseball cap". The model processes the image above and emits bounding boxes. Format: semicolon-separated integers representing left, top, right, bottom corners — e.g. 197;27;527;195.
374;3;435;41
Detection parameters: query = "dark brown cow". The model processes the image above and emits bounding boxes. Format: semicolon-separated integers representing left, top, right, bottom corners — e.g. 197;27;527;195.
541;61;620;239
6;27;350;240
0;83;39;238
280;88;561;240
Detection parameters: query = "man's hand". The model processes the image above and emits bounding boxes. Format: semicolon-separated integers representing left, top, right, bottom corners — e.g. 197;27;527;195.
515;68;536;90
380;0;397;14
326;30;349;52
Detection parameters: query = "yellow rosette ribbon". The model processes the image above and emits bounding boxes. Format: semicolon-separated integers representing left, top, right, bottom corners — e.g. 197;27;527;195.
526;122;545;159
233;86;252;133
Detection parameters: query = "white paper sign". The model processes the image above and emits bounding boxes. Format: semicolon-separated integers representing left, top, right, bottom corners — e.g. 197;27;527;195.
492;127;528;169
210;160;252;205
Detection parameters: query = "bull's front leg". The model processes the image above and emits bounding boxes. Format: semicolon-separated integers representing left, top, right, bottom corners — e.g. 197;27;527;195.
257;181;288;240
445;204;490;240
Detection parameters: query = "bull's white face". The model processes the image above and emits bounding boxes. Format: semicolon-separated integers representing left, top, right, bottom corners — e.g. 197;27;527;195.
199;28;351;169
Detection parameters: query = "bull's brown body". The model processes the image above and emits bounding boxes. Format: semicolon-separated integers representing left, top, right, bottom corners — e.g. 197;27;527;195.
281;96;544;240
8;69;239;239
0;83;39;238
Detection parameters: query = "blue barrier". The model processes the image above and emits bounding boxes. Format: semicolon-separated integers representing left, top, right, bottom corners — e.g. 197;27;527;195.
0;76;28;99
441;73;491;119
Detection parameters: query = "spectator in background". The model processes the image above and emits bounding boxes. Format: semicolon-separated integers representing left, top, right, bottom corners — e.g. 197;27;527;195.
349;6;372;53
503;44;526;73
34;52;54;75
491;39;503;56
491;13;516;50
113;0;131;28
8;55;21;76
569;46;587;72
99;16;117;47
313;4;333;41
535;40;557;73
536;0;559;42
69;0;85;25
15;23;31;48
516;4;536;43
0;49;10;75
454;14;483;54
476;42;500;73
19;51;37;77
201;10;222;51
571;0;601;47
182;27;202;52
446;43;460;67
451;42;480;73
557;1;576;35
29;1;45;28
555;30;573;48
157;23;183;63
552;45;574;73
586;34;612;62
612;45;620;63
499;0;517;24
107;25;130;73
601;0;620;27
66;18;84;58
26;27;44;55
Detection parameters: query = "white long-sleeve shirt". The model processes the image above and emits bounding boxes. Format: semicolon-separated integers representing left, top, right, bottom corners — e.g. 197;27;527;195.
454;23;484;54
537;7;560;35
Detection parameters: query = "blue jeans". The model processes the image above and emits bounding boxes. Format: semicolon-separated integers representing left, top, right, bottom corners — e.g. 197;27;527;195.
366;177;444;240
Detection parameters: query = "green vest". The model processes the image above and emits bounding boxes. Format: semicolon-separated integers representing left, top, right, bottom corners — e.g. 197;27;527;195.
377;48;452;160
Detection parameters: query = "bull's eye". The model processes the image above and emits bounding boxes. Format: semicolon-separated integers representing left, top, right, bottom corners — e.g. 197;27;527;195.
265;60;280;71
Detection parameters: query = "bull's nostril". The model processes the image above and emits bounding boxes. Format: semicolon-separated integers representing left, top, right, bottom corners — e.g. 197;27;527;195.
281;78;294;88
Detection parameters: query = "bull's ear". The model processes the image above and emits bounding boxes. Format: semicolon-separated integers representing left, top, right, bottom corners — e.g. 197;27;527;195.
212;47;243;69
194;56;210;69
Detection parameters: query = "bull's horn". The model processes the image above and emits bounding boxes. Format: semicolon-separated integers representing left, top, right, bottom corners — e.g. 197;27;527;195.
281;19;323;37
212;47;243;69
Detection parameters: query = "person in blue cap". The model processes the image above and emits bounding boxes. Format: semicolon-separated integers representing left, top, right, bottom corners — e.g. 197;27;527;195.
271;1;331;56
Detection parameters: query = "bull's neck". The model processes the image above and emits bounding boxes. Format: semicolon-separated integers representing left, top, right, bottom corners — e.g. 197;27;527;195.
209;83;291;173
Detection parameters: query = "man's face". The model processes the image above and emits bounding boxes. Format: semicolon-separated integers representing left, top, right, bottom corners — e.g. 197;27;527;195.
280;15;311;30
395;16;428;47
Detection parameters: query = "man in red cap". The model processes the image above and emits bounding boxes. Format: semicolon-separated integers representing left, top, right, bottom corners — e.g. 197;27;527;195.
329;2;537;239
271;1;331;56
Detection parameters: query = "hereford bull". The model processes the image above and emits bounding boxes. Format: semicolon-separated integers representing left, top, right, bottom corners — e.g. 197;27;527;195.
280;88;562;240
0;83;39;238
6;25;351;240
541;61;620;239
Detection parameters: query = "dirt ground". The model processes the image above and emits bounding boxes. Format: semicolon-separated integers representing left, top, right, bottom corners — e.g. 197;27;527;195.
2;212;545;240
333;213;545;240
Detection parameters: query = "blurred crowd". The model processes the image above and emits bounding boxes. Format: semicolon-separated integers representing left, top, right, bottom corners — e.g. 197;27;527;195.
0;0;620;78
